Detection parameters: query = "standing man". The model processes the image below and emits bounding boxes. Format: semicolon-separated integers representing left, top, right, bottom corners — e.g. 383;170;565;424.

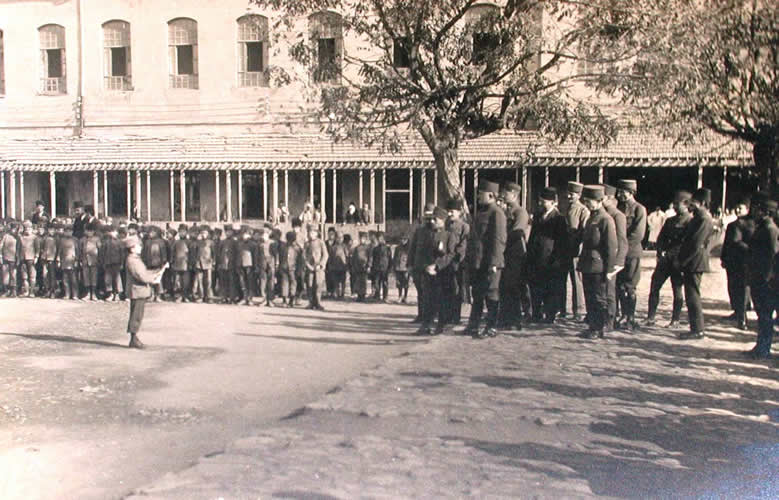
445;198;470;325
31;201;49;225
616;179;647;331
644;191;693;328
577;186;617;339
414;207;457;336
303;226;328;311
408;211;432;323
563;181;589;321
526;187;568;324
499;182;531;326
124;235;168;349
677;188;715;340
720;199;755;329
602;185;627;331
465;180;507;339
744;193;778;360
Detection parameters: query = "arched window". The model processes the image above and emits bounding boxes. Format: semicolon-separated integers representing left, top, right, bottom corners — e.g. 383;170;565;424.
237;14;269;87
0;30;5;95
309;11;343;84
39;24;66;94
102;20;132;90
168;18;198;89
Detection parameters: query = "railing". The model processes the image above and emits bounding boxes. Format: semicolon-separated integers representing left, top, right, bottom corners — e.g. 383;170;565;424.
40;77;66;94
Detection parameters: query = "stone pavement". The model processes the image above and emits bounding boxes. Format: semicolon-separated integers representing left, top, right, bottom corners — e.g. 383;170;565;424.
128;261;778;499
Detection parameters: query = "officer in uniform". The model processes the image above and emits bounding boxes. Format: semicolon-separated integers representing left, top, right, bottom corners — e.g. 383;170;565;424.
526;187;567;324
445;198;470;325
602;184;627;331
499;182;531;325
744;193;778;360
720;198;756;330
615;179;647;330
465;180;507;339
577;185;617;339
677;188;715;339
415;206;457;335
408;206;434;322
563;181;589;320
645;190;693;327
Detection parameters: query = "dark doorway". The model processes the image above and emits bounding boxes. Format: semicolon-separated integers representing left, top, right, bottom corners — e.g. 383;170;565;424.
242;171;264;219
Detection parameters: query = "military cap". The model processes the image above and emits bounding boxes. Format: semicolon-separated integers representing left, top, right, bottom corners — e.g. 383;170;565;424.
123;235;141;249
503;182;522;194
616;179;638;192
446;198;462;211
540;187;557;201
692;188;711;205
673;190;692;203
423;202;436;216
567;181;584;194
478;179;500;194
178;223;188;232
286;230;297;242
214;227;223;236
433;206;448;220
128;222;139;230
581;185;604;201
603;184;617;197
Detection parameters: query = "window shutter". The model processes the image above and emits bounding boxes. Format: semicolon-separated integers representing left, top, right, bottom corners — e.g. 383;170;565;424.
104;47;111;77
169;44;176;75
126;46;132;78
239;41;247;72
41;49;48;78
193;43;198;76
262;40;269;73
61;48;66;90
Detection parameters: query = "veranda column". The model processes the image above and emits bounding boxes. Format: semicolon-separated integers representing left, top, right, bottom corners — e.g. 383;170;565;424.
49;172;56;218
473;169;479;209
381;169;387;226
126;171;131;219
238;169;243;221
92;171;99;216
1;171;5;218
102;170;108;218
597;166;604;184
408;168;413;223
262;170;268;220
331;169;337;224
319;168;325;222
433;168;438;206
576;166;581;183
697;166;703;189
544;166;549;187
214;170;221;222
309;169;314;205
10;171;16;218
272;170;279;218
284;170;289;210
135;170;142;219
169;170;175;221
19;171;25;219
420;169;427;212
722;166;728;213
370;169;376;224
521;166;528;208
179;169;186;222
226;170;233;222
145;170;151;222
358;169;363;208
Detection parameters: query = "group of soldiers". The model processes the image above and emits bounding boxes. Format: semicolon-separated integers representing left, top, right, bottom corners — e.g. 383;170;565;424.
408;177;777;360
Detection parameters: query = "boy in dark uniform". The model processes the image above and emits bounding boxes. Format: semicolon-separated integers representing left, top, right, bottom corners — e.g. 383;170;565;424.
324;227;338;298
142;225;168;302
279;230;304;307
1;221;19;297
342;233;354;296
40;222;59;298
371;231;391;302
18;220;41;297
351;232;371;302
392;235;410;303
327;230;348;300
236;226;256;305
56;225;80;300
193;225;215;303
101;224;125;301
79;221;102;301
170;224;191;302
254;228;273;306
304;226;328;310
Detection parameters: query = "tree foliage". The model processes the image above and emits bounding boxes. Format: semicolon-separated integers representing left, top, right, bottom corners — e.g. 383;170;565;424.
581;0;779;192
251;0;620;204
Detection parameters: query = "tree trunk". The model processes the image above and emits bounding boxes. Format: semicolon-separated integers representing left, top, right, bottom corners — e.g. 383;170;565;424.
753;136;779;196
432;146;469;215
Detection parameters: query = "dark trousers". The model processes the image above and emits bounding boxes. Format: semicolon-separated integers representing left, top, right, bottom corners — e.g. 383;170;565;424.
104;264;123;295
238;267;253;301
683;272;705;333
750;282;776;355
420;272;453;328
259;268;275;302
606;276;617;330
395;271;409;298
218;269;234;301
583;273;609;332
726;268;750;324
127;298;146;334
352;271;367;299
468;269;501;330
42;260;57;294
412;270;423;316
195;269;212;300
562;258;585;316
530;271;563;321
373;270;389;300
330;270;346;298
173;270;191;299
647;260;684;321
617;256;641;318
499;268;524;327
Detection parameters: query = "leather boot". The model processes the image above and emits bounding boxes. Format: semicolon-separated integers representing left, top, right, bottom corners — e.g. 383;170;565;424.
128;334;145;349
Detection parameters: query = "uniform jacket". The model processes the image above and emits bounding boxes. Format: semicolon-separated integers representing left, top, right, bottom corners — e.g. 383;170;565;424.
446;218;470;271
216;238;236;271
142;237;168;268
1;233;18;263
350;243;371;274
40;235;58;261
526;207;567;274
100;236;125;267
747;216;779;286
466;202;508;272
79;235;101;267
257;240;277;272
678;208;714;273
326;239;348;272
125;253;159;299
720;215;756;273
278;241;304;274
408;223;430;273
371;243;392;272
304;238;329;272
392;243;409;272
18;234;41;261
503;213;529;280
578;207;617;274
565;200;590;258
235;238;256;268
505;200;531;234
194;238;215;270
618;198;647;258
56;236;80;269
655;213;692;268
605;205;628;267
170;238;190;271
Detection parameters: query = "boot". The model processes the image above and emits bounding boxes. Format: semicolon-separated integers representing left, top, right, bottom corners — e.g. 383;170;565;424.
128;333;145;349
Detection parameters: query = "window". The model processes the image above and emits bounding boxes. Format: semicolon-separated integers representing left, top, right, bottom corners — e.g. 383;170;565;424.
309;11;343;84
237;14;269;87
0;30;5;95
39;24;66;94
168;18;198;89
103;20;131;90
393;37;410;68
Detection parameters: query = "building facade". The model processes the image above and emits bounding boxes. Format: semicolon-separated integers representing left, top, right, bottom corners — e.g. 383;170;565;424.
0;0;754;225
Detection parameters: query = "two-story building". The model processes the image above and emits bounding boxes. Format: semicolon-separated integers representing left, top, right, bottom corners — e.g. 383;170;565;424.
0;0;754;226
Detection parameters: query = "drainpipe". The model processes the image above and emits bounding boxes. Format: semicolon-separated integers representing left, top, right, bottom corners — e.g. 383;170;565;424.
73;0;84;136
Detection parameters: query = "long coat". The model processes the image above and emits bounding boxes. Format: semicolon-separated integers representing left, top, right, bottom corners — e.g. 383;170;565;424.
578;207;617;274
526;207;567;277
678;208;714;273
466;202;507;272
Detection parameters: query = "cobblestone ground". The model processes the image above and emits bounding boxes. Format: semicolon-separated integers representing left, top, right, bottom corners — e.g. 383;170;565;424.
129;259;779;499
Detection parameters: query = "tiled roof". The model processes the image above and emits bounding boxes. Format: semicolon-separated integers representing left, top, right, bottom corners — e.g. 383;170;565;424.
0;130;753;171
